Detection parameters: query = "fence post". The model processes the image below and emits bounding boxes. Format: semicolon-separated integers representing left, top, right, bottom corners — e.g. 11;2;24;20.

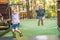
57;0;60;31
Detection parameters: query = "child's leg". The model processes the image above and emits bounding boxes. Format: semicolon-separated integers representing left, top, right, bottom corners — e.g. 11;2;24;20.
15;29;23;37
12;24;16;38
38;19;40;26
15;24;23;37
12;30;16;38
15;28;22;33
41;18;44;26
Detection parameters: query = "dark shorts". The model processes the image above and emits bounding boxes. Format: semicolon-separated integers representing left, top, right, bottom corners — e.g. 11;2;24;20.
37;16;43;19
12;24;19;31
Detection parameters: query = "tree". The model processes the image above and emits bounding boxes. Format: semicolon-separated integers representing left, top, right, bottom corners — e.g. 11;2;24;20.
26;0;30;19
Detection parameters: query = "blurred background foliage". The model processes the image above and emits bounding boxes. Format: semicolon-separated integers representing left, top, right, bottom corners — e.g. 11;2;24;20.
10;0;57;19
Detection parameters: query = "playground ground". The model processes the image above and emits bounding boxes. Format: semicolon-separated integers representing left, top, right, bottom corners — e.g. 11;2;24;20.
0;18;60;40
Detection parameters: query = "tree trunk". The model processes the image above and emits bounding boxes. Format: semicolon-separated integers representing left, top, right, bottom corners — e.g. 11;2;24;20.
26;0;30;19
57;0;60;31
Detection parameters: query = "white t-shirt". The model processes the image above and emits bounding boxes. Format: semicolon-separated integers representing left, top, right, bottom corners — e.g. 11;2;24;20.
12;13;20;24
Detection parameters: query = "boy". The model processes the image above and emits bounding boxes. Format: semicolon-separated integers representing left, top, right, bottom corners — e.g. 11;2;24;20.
36;4;45;26
11;9;23;38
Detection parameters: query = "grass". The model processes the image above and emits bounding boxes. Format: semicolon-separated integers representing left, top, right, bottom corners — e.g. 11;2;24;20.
3;19;60;37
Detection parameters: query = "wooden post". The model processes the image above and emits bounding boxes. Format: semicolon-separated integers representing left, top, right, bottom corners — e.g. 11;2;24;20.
57;0;60;31
26;0;30;19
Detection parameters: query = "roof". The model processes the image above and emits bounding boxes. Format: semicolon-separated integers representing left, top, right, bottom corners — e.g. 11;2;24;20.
0;2;8;4
0;0;9;4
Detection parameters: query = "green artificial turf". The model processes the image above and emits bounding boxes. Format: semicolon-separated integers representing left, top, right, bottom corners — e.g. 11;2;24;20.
3;19;60;37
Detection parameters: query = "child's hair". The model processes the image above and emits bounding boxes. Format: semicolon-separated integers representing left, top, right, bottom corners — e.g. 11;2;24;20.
12;9;17;14
12;9;17;13
38;4;43;8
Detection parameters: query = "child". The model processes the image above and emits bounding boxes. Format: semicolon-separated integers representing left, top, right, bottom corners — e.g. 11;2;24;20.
36;4;45;26
11;9;23;38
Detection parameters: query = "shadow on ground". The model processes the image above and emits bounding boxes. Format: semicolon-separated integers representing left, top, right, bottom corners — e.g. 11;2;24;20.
0;35;60;40
0;36;13;40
